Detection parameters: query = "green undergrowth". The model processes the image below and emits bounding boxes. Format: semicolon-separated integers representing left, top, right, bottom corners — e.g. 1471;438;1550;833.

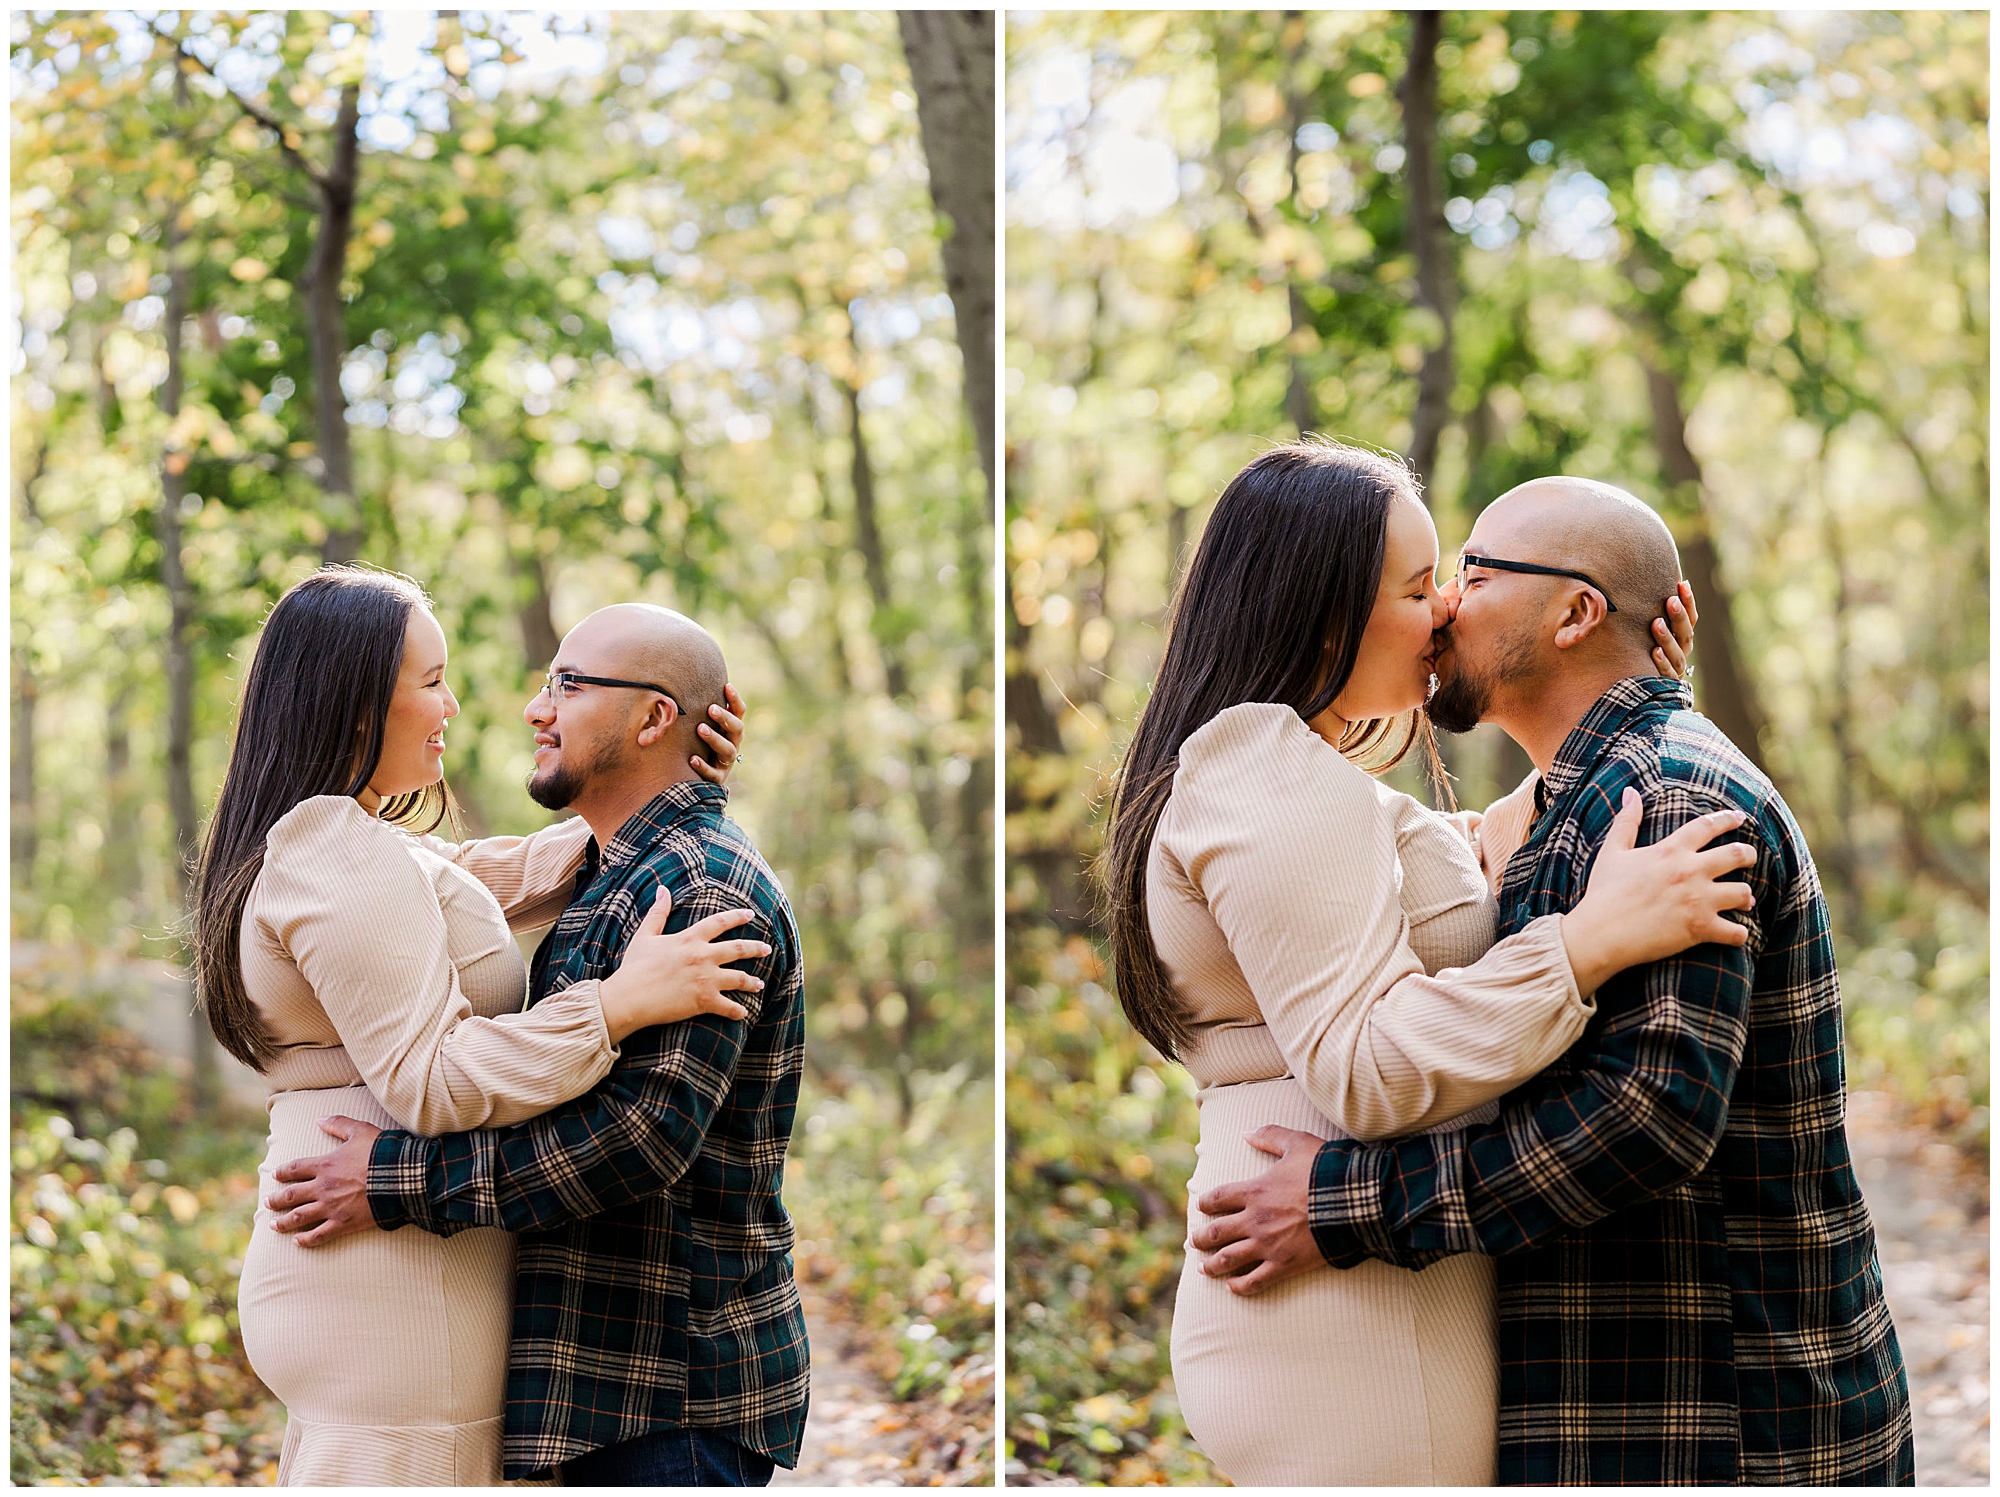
11;954;283;1485
786;1067;997;1482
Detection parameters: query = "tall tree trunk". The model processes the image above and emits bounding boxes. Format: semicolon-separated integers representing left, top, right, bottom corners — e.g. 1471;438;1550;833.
1004;449;1088;930
105;679;140;898
306;84;363;562
157;72;215;1104
895;10;996;504
956;491;994;964
1281;12;1318;436
515;550;563;671
1397;10;1456;496
1817;480;1864;938
1640;363;1775;781
11;656;36;881
841;373;911;703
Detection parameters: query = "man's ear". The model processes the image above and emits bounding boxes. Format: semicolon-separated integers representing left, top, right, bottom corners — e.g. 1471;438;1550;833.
1550;586;1612;651
634;696;680;748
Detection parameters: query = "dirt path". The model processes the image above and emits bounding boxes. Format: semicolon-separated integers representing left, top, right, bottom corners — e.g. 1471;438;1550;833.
777;1283;995;1487
776;1286;926;1487
1846;1090;1990;1487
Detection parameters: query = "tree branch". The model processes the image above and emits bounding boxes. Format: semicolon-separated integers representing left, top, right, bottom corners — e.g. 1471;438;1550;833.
149;25;328;189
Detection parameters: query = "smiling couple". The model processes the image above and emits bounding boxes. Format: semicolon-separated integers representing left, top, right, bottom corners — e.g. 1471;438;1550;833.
1105;440;1915;1485
191;573;805;1486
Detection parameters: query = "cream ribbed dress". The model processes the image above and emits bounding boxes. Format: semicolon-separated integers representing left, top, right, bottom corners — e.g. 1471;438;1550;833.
235;796;613;1487
1150;704;1594;1487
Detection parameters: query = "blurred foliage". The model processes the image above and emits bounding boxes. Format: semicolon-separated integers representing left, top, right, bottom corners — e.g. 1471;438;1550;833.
788;1070;997;1482
12;9;991;1479
11;957;281;1486
1004;9;1986;1483
1004;928;1215;1487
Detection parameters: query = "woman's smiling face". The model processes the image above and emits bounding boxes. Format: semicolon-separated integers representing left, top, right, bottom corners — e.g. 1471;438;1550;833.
1329;494;1449;724
361;607;458;808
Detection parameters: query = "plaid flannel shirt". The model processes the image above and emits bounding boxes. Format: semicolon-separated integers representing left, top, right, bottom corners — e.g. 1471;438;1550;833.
366;780;809;1478
1307;676;1913;1485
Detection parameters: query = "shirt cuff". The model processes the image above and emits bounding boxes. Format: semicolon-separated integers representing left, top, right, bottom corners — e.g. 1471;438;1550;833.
1306;1137;1379;1269
1306;1136;1460;1272
366;1127;435;1234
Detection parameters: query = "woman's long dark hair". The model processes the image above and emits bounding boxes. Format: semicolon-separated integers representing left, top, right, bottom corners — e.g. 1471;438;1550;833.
1101;440;1445;1060
191;564;452;1070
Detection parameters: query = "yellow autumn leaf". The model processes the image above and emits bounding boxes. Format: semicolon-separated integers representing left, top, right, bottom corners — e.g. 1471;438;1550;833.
230;257;269;283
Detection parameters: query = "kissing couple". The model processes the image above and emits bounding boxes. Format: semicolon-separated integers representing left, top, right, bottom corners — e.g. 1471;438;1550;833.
193;569;808;1486
1105;441;1915;1485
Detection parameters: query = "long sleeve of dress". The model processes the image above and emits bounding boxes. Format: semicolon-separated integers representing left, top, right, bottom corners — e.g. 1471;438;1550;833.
417;814;595;932
1155;703;1594;1141
257;796;617;1136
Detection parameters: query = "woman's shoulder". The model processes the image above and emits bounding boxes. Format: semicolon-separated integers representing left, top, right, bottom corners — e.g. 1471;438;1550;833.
266;793;385;849
1161;703;1388;860
1176;701;1373;791
260;795;430;892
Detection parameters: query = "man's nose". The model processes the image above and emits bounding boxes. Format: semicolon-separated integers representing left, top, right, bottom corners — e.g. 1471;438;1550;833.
1440;575;1462;620
524;688;553;726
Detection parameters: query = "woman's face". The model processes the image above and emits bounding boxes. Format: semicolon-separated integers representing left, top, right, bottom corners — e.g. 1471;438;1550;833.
362;607;458;808
1329;495;1449;724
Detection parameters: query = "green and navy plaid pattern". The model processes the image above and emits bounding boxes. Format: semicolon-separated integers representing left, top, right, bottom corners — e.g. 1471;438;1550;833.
1307;676;1914;1485
366;781;809;1478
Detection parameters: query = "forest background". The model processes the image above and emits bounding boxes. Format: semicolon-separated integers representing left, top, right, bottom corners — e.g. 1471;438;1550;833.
1004;10;1987;1484
11;10;994;1484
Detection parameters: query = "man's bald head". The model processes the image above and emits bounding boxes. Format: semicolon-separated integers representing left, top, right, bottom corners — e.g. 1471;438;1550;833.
1470;477;1683;657
563;604;728;764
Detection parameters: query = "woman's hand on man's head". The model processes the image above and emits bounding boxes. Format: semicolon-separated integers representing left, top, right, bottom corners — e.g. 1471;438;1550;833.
692;682;747;784
1650;580;1698;680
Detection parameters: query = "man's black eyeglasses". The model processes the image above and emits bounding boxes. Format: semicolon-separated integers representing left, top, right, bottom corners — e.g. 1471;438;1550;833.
541;670;683;713
1456;552;1619;613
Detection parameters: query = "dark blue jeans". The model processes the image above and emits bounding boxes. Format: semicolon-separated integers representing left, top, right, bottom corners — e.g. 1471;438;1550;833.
557;1427;775;1487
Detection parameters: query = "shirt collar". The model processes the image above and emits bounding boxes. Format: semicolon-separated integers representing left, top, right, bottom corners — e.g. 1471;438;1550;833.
1540;675;1693;810
595;780;729;875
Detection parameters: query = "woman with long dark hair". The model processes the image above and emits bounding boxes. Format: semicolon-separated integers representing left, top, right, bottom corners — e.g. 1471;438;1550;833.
1102;441;1747;1484
195;565;759;1485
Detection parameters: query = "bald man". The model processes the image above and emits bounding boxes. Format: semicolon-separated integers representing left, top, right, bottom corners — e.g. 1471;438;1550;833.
1193;480;1915;1485
269;606;810;1485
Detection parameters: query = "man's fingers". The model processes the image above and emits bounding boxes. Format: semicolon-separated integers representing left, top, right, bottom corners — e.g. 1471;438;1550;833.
1188;1210;1250;1252
687;907;758;942
1198;1241;1259;1278
271;1156;325;1185
265;1182;315;1212
1226;1261;1284;1298
293;1220;343;1249
271;1202;329;1235
1244;1124;1323;1158
1194;1181;1249;1219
